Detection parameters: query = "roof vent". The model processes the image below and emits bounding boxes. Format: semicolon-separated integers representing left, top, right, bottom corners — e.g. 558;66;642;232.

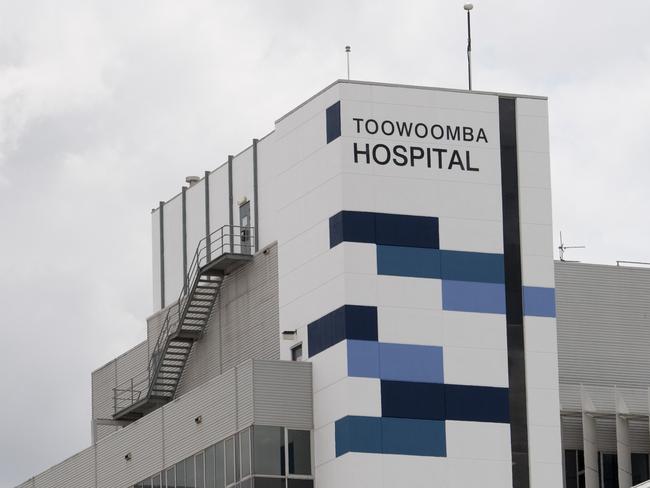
186;176;200;187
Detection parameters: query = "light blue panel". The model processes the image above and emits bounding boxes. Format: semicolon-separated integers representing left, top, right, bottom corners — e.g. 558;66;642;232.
376;245;441;279
378;343;444;383
347;340;380;378
523;286;556;317
442;280;506;314
440;250;504;283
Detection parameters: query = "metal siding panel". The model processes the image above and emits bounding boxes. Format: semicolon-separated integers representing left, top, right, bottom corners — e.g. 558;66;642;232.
31;447;95;488
561;415;584;450
163;368;238;466
237;360;254;428
253;360;313;430
556;262;650;389
175;244;279;396
96;409;163;488
116;341;149;387
92;360;117;429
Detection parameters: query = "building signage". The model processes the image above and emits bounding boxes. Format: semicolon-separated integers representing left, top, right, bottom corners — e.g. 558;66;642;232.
326;101;489;172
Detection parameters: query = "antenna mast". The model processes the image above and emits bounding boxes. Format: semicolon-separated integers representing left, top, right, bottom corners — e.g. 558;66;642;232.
558;231;586;262
464;4;473;90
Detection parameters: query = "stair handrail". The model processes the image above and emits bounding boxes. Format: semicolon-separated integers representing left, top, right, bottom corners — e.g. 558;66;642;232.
113;224;255;415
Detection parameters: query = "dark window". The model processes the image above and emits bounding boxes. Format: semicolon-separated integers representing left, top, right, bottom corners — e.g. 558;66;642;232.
564;450;585;488
152;474;161;488
291;344;303;362
632;453;650;485
253;426;285;476
599;453;618;488
253;477;284;488
288;480;314;488
287;430;311;475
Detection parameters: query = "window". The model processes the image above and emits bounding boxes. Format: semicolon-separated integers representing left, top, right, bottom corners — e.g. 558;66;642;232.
633;453;650;485
195;452;204;488
165;467;175;488
291;344;303;362
134;426;312;488
175;460;185;488
240;428;251;478
205;445;215;488
599;452;618;488
215;441;225;488
564;449;585;488
253;426;285;476
287;430;311;475
225;437;235;486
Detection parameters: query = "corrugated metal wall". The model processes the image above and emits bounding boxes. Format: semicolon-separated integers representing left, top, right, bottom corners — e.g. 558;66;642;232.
253;359;313;430
22;360;312;488
176;243;280;396
556;262;650;389
92;341;149;441
556;262;650;456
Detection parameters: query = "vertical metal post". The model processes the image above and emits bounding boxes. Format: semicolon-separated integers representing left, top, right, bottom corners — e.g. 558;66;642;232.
228;155;234;253
204;170;211;262
345;46;351;80
252;139;260;252
182;186;188;293
159;201;165;309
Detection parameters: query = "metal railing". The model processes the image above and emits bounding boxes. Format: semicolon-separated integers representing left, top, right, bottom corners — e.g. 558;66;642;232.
113;224;255;415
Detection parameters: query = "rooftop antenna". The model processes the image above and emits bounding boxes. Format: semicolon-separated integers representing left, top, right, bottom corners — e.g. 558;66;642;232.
558;231;586;262
464;4;473;90
345;45;351;80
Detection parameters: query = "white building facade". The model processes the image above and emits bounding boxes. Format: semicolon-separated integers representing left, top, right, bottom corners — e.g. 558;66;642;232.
18;80;565;488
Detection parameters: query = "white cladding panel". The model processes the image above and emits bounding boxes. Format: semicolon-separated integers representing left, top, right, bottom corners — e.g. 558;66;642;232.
208;164;229;240
162;194;183;306
185;179;206;263
152;209;162;310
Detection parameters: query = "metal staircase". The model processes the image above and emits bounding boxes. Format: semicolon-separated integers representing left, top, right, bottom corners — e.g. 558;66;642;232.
113;224;254;421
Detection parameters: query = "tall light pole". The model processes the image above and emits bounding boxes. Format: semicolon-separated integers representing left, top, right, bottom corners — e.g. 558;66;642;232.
464;3;473;90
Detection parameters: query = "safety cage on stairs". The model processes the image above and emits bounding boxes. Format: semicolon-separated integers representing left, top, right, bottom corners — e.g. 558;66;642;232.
113;224;255;421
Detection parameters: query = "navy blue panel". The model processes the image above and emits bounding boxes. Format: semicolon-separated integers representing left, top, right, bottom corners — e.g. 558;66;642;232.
329;211;376;248
381;418;446;457
375;213;439;249
376;245;441;279
307;305;378;357
381;381;445;420
335;416;382;456
445;384;510;423
307;307;346;357
326;101;341;143
344;305;378;341
440;250;505;284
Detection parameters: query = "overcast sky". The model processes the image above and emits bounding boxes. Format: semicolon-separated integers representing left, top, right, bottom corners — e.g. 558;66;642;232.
1;0;649;485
